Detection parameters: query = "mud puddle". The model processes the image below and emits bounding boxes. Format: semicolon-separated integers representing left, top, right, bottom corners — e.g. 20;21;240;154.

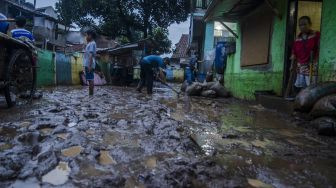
0;86;335;187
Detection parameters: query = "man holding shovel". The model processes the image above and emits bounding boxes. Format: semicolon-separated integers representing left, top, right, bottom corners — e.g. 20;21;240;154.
136;55;170;95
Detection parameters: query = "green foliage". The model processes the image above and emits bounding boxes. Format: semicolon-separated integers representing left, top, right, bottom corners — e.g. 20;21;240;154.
56;0;190;42
151;27;172;54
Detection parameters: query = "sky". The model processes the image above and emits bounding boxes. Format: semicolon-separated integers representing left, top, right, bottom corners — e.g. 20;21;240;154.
26;0;190;49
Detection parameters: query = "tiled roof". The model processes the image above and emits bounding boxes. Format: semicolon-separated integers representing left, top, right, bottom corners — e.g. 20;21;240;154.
171;34;189;59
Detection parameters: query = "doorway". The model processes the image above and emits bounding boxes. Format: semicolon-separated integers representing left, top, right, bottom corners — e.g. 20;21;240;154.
283;0;323;96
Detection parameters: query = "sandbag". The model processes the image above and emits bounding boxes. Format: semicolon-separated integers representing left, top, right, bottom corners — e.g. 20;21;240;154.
186;82;203;96
311;117;336;136
201;82;216;90
201;90;217;98
181;80;188;92
206;72;214;82
295;82;336;112
210;82;230;98
310;95;336;117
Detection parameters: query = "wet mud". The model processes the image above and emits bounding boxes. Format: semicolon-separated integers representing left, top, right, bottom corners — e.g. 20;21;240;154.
0;85;336;187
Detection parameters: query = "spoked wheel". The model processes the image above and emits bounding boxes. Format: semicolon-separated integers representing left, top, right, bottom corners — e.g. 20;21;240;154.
4;49;36;108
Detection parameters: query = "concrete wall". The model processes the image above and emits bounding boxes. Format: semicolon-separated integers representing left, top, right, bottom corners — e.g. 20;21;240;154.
319;0;336;82
224;0;288;100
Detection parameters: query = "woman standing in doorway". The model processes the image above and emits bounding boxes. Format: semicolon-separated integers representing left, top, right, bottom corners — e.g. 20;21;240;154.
291;16;320;92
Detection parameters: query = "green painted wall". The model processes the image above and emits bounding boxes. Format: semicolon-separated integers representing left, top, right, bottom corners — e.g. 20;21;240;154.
223;0;288;100
319;0;336;82
37;50;55;87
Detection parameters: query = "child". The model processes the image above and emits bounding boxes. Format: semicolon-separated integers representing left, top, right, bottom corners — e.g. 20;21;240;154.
11;16;34;42
83;30;97;96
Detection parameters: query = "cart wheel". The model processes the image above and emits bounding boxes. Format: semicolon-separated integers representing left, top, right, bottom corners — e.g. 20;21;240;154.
4;49;36;108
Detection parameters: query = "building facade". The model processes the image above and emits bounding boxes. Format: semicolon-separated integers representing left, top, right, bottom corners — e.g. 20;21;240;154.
199;0;335;100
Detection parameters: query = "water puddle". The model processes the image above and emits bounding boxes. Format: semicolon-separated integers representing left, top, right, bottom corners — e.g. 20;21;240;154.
110;113;129;120
0;127;17;139
0;142;13;151
76;160;107;179
98;150;116;165
125;177;146;188
251;139;273;149
247;178;273;188
103;132;139;147
39;128;53;135
10;177;40;188
61;146;83;157
144;156;157;169
42;162;71;186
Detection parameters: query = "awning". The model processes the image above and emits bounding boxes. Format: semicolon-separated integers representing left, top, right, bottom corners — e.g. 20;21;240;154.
204;0;264;22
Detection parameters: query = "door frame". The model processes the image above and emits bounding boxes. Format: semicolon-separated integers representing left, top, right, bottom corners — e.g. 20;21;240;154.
282;0;323;96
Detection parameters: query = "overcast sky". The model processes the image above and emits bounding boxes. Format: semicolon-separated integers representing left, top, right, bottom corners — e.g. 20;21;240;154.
26;0;190;49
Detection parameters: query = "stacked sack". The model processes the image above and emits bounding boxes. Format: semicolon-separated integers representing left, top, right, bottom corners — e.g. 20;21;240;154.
294;82;336;136
181;81;231;98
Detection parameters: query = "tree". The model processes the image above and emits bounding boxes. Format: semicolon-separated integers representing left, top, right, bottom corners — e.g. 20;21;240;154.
56;0;189;42
150;27;171;54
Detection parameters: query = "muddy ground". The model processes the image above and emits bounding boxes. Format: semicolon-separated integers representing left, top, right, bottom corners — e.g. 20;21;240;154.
0;85;336;188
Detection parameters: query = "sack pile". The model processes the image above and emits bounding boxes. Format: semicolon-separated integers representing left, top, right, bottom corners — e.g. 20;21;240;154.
295;82;336;136
181;81;231;98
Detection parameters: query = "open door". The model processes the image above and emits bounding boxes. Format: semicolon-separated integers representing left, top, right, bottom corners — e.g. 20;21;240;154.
283;0;323;97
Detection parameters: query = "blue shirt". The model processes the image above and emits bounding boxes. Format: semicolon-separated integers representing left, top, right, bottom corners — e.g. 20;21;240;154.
11;28;35;42
0;13;9;34
83;41;97;68
142;55;166;69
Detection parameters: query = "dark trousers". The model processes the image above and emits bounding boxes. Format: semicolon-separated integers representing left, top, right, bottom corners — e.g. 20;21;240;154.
137;63;154;94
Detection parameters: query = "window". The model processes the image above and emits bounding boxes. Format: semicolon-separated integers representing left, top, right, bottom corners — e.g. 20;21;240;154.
241;4;274;67
213;21;237;47
195;0;211;9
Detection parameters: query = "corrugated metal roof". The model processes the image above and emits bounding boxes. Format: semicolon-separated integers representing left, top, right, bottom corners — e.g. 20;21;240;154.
204;0;264;22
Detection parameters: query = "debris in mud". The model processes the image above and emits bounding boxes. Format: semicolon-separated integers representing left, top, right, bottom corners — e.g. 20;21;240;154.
83;112;99;119
184;82;230;98
98;150;116;165
67;122;77;127
56;133;69;140
61;146;83;157
311;117;336;136
247;179;273;188
17;132;41;145
42;162;70;186
1;86;336;187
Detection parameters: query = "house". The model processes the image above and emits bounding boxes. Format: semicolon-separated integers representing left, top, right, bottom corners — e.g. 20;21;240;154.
34;6;67;51
171;34;189;64
0;0;67;51
188;0;211;57
65;31;119;53
198;0;335;100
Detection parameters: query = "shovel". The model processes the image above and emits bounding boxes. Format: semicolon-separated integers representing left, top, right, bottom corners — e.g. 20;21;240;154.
157;77;181;97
